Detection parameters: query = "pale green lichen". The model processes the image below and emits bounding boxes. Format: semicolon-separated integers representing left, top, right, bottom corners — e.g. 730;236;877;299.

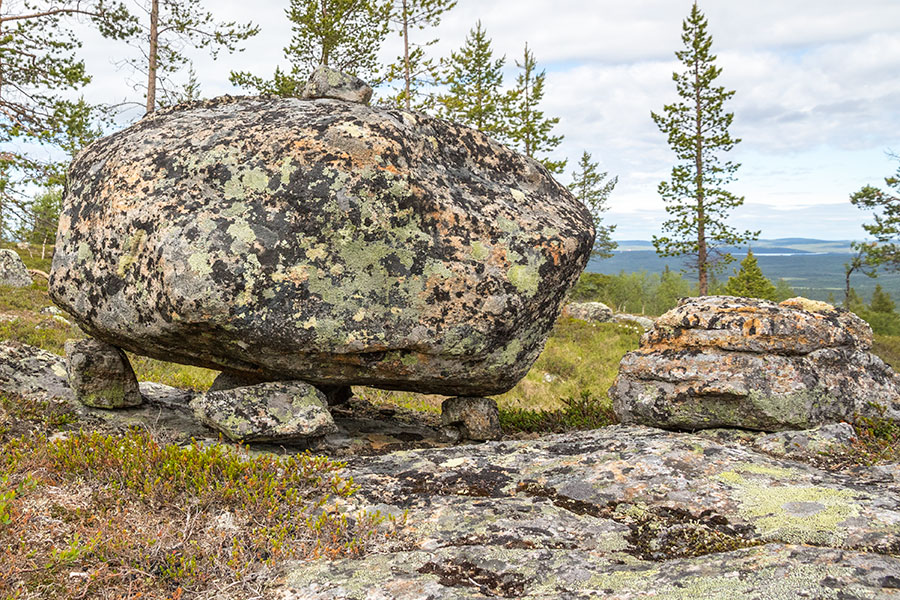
187;252;213;277
470;241;490;261
224;168;270;200
507;264;540;296
715;465;862;545
77;242;94;263
116;230;147;276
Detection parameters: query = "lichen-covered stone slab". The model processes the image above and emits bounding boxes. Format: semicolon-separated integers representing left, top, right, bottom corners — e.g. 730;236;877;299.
272;425;900;599
611;296;900;431
0;249;32;287
0;341;73;401
301;66;373;104
49;95;593;396
190;381;337;442
65;338;142;408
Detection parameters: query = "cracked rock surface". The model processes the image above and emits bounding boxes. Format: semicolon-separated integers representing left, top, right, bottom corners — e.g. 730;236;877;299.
274;425;900;599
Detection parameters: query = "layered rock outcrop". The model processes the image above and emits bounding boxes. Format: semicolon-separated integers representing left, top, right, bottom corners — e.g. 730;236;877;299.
610;296;900;431
50;91;593;396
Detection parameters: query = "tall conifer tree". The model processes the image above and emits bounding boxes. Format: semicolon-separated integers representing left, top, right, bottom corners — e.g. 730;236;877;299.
230;0;390;97
437;21;507;140
383;0;456;111
506;44;565;173
569;151;617;258
651;3;756;295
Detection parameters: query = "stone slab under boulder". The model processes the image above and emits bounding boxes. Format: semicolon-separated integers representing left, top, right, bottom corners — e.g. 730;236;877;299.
610;296;900;432
65;338;142;408
440;396;501;441
49;86;593;397
0;249;32;288
190;381;337;443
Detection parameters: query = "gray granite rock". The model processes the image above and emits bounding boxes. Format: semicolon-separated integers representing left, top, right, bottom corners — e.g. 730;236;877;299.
301;66;373;104
0;341;73;401
440;396;501;441
272;425;900;599
49;94;593;397
611;296;900;431
562;301;613;323
65;338;142;408
190;380;337;443
754;422;857;459
0;249;32;287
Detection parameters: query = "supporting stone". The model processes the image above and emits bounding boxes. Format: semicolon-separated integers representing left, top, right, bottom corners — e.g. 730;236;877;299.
65;338;142;408
190;381;337;443
440;396;501;441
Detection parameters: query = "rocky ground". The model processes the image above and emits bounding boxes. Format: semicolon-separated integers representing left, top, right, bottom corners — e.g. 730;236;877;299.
2;340;899;599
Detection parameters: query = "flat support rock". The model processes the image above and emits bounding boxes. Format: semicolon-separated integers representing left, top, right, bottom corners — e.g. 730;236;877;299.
190;381;337;443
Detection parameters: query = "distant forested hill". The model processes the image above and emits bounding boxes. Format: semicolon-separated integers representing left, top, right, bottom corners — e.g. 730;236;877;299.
587;239;900;303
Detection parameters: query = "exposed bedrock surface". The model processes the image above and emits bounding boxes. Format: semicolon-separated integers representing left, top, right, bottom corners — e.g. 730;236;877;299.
610;296;900;431
49;95;593;395
274;425;900;599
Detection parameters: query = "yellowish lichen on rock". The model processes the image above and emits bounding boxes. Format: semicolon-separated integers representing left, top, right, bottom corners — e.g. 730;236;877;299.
780;297;834;313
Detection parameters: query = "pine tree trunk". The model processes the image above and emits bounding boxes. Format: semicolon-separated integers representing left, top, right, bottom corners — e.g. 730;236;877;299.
402;0;411;110
145;0;159;114
320;0;329;67
693;46;708;296
845;266;854;307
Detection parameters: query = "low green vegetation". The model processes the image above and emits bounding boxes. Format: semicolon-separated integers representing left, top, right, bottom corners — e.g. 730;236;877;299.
0;393;393;599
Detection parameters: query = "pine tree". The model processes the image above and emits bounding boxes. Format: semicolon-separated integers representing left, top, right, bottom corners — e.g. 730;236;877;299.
569;151;617;258
120;0;258;114
870;284;895;314
230;0;390;97
437;21;507;139
383;0;456;111
505;44;565;173
850;154;900;271
722;250;777;301
651;3;757;295
0;1;136;239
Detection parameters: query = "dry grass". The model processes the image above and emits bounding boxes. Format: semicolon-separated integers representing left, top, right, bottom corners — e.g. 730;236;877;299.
0;394;397;600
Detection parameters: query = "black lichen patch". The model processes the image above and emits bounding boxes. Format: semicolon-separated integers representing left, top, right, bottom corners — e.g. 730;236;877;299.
417;559;528;597
390;465;514;505
517;482;759;561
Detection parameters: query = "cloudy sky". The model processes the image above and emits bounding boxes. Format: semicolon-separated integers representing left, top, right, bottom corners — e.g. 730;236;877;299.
70;0;900;240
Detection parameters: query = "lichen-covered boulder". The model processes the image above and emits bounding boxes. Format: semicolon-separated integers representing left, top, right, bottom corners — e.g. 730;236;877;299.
561;301;613;323
49;94;593;396
0;341;73;401
301;66;373;104
610;296;900;431
0;249;32;287
190;381;337;442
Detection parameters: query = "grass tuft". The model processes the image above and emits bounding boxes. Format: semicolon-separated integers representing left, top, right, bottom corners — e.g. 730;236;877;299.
0;428;396;598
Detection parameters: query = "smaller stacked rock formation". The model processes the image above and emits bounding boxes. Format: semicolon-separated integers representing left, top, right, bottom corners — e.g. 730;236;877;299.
610;296;900;431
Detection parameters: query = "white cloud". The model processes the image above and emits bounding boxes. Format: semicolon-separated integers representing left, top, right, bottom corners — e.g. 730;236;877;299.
61;0;900;240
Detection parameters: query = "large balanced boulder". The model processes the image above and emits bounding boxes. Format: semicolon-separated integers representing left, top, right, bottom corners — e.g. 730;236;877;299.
49;91;593;397
610;296;900;431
